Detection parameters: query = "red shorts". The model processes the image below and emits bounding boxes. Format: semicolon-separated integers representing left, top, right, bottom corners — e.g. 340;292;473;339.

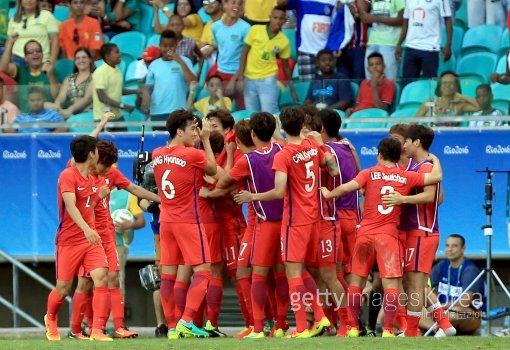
219;216;245;271
399;230;407;259
350;233;403;279
338;209;357;272
203;223;222;264
238;223;255;268
281;222;319;264
314;219;341;268
251;220;282;267
160;222;211;266
404;233;439;274
56;243;108;281
103;240;120;271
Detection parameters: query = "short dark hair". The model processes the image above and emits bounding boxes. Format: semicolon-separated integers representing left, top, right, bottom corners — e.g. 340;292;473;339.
304;113;322;132
28;86;46;96
405;124;435;151
97;140;119;167
367;51;384;63
166;109;195;138
209;130;225;154
280;107;304;136
234;119;255;147
250;112;276;142
70;136;97;163
100;43;118;60
319;109;341;139
206;74;223;84
377;137;401;163
24;40;42;55
317;49;334;60
273;4;287;13
476;83;492;95
389;123;409;139
205;110;235;131
160;29;177;42
448;233;466;247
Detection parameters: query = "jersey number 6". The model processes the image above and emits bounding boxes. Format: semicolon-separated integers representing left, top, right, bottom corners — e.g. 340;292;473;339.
161;169;176;200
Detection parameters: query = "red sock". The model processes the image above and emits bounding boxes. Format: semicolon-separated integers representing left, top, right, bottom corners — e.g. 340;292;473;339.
182;270;211;322
302;270;325;321
174;281;188;321
92;286;110;330
109;287;124;330
84;293;93;328
71;291;88;333
194;298;206;328
347;285;362;329
234;282;251;327
251;274;268;333
160;273;176;328
337;307;349;336
337;271;349;292
206;277;223;328
274;271;289;328
237;276;253;325
405;310;421;337
397;305;407;331
266;273;277;319
288;277;308;332
46;289;65;322
383;288;399;331
429;303;453;330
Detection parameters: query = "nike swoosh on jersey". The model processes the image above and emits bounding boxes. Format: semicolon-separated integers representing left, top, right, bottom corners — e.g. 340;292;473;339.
226;261;235;266
322;254;331;259
77;187;86;190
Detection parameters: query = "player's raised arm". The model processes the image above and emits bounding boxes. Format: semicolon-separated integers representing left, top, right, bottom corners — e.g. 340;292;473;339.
321;179;360;200
199;120;218;176
382;185;437;207
423;153;443;185
308;131;339;176
200;172;237;199
234;171;287;203
89;112;114;139
125;183;161;203
62;192;101;245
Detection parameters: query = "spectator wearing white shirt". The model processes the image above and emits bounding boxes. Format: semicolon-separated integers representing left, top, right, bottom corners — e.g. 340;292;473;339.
469;84;505;127
467;0;507;28
396;0;452;82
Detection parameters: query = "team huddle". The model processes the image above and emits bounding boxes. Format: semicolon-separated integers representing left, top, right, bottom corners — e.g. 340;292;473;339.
45;106;455;341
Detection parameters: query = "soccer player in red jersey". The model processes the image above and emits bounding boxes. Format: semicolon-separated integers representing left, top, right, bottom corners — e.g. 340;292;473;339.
235;107;339;338
382;124;455;337
321;137;443;337
152;110;217;338
45;136;111;341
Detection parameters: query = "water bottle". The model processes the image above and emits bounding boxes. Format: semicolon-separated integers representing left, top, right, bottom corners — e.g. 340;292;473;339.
504;316;510;329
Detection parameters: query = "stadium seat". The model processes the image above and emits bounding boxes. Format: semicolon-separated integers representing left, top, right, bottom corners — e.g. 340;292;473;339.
282;28;297;60
457;52;497;83
124;60;141;89
197;86;210;100
231;110;255;122
438;53;457;76
198;7;212;24
95;59;127;78
493;100;509;115
291;63;299;80
459;76;484;98
398;79;437;110
54;5;70;22
454;0;468;30
67;112;94;133
279;81;310;108
194;60;210;88
345;108;388;129
492;83;510;101
392;82;401;113
54;59;74;83
155;5;174;27
7;7;15;20
122;94;149;132
110;32;147;63
388;108;419;127
441;25;464;58
500;28;509;58
496;56;508;74
333;109;346;119
350;81;359;102
461;25;503;56
139;3;155;36
147;34;161;47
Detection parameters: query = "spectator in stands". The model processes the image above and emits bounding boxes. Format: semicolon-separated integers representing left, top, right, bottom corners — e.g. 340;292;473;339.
244;0;276;25
305;48;353;112
46;47;94;118
187;74;231;115
39;0;60;28
92;43;138;131
7;0;60;65
469;84;505;127
133;45;160;82
347;52;395;115
468;0;507;28
429;234;484;334
239;5;295;114
11;86;65;133
83;0;108;31
357;0;404;83
59;0;103;59
155;14;201;64
0;77;21;129
146;30;196;131
415;71;480;126
155;0;204;42
211;0;250;110
197;0;223;67
0;37;58;112
281;0;336;81
396;0;452;82
103;0;140;36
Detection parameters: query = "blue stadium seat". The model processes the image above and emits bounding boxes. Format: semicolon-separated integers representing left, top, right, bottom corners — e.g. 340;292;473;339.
95;59;127;78
7;7;15;20
232;110;255;122
460;76;484;98
493;100;509;115
438;53;457;76
333;109;346;119
350;81;359;102
500;28;509;57
462;25;503;56
110;32;147;63
496;56;508;74
457;52;497;83
198;7;212;24
147;34;161;47
279;81;310;108
54;59;74;83
54;5;70;22
122;94;149;132
124;60;140;88
388;108;419;127
67;112;94;133
441;25;464;58
492;83;510;101
345;108;388;129
282;29;297;60
392;82;401;113
398;79;437;110
291;63;299;79
455;0;468;30
139;4;155;36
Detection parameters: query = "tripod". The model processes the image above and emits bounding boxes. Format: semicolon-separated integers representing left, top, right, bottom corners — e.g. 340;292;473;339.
425;168;510;336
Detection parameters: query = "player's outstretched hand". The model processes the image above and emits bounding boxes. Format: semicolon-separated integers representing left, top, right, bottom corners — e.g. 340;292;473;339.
234;190;253;204
199;186;211;198
199;119;211;140
321;187;332;199
84;228;102;245
226;141;237;155
307;131;324;145
381;191;403;206
98;185;110;199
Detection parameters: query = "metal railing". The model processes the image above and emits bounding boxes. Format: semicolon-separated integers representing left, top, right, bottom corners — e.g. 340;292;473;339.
0;249;71;328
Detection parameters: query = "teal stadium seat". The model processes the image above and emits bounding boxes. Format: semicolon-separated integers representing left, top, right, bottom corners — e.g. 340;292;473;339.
67;112;94;133
54;59;74;83
455;0;468;30
441;25;464;58
500;28;509;57
198;7;212;24
124;60;140;89
7;7;15;19
54;5;69;22
438;53;457;76
350;81;359;102
460;77;484;98
95;59;127;78
122;94;149;132
194;60;210;88
282;29;297;60
333;109;346;119
398;79;437;110
345;108;388;129
279;81;310;108
461;25;503;56
147;34;161;47
457;52;497;83
111;32;147;63
496;56;508;74
139;4;156;36
492;83;510;114
388;108;419;127
231;110;255;122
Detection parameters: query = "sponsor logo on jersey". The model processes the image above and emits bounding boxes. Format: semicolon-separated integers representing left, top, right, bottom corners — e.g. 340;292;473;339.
2;150;27;159
443;145;469;155
360;146;378;156
485;145;510;154
37;149;62;159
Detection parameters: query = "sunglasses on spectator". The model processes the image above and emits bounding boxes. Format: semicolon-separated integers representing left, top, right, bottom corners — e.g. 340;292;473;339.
203;0;217;5
26;48;42;55
73;28;79;44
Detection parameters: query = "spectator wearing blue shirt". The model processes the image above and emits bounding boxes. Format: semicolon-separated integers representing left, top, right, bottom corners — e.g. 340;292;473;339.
13;86;65;133
430;234;485;334
146;30;196;131
305;49;354;111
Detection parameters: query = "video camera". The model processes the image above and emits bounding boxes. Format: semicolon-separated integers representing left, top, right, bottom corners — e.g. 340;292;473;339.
133;150;152;185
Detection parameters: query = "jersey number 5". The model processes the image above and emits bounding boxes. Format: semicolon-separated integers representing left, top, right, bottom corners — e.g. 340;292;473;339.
304;161;315;193
161;169;176;200
378;185;394;215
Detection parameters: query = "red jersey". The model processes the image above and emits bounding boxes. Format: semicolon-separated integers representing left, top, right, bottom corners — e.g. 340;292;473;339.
354;163;425;237
93;167;131;242
197;166;218;224
55;167;97;246
152;145;208;223
272;138;324;227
